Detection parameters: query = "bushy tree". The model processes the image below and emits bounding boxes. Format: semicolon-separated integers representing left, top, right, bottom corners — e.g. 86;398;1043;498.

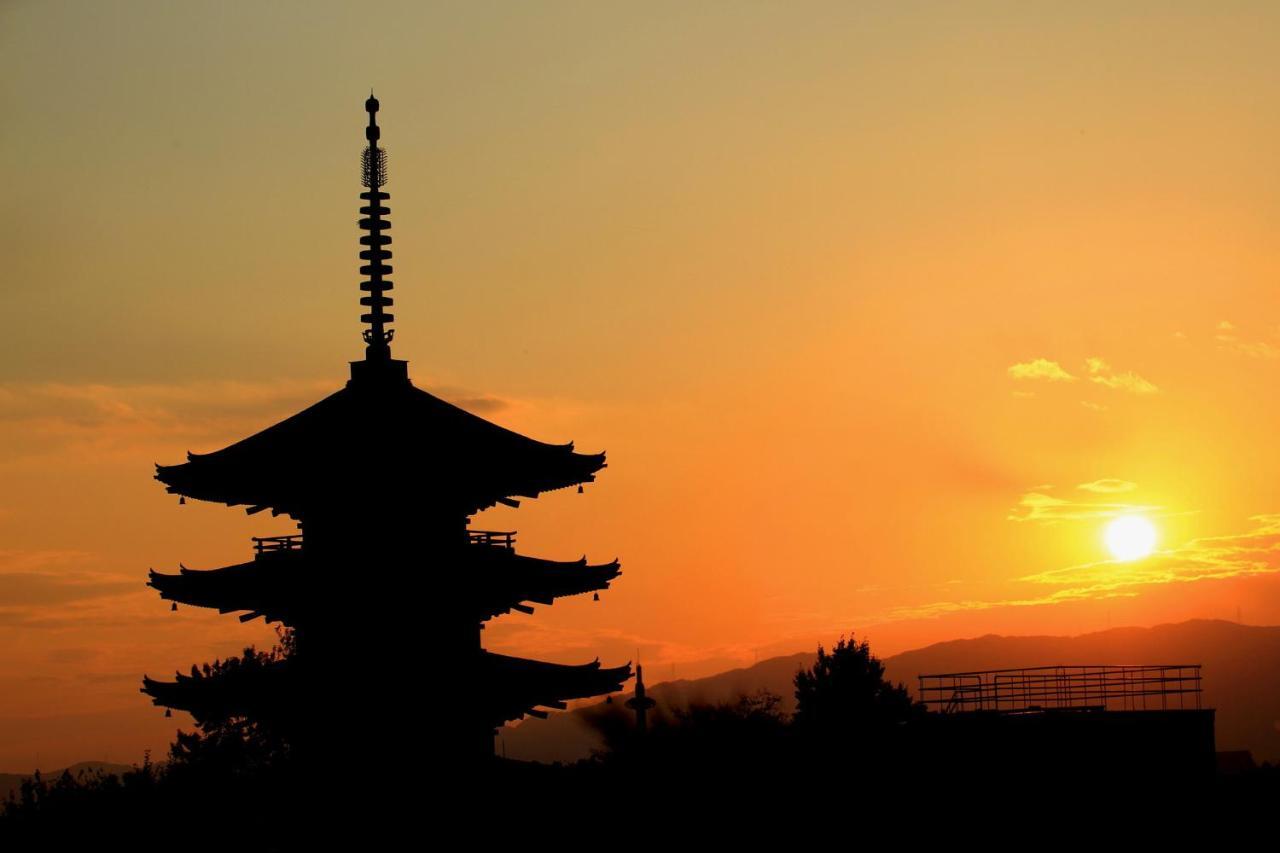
165;626;295;780
792;634;923;741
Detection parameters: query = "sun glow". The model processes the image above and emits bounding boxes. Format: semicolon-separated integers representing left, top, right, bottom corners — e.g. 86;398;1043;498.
1104;516;1158;561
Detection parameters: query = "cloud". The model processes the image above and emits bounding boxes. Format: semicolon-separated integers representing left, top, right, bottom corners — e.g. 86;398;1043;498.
0;378;514;462
1213;320;1280;359
0;573;136;608
1077;479;1137;494
1091;372;1159;394
0;551;135;608
1007;359;1075;382
429;388;509;415
1080;401;1108;412
0;550;154;633
1021;514;1280;591
1084;357;1158;394
1006;357;1157;397
0;549;91;573
1007;491;1159;523
891;514;1280;620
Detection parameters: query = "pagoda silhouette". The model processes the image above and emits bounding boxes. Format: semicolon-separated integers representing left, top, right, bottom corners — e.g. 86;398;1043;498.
141;95;631;768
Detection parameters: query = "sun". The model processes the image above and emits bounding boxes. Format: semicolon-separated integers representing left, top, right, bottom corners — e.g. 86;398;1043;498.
1104;516;1157;561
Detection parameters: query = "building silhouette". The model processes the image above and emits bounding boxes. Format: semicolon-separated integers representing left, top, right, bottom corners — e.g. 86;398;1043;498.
141;95;631;768
916;664;1216;786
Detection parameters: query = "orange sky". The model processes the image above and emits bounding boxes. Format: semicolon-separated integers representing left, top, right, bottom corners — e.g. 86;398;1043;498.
6;1;1280;769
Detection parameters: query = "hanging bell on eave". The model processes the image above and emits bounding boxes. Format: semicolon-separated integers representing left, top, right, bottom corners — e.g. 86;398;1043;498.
164;709;172;718
593;592;600;602
171;602;177;611
578;485;584;494
179;496;185;505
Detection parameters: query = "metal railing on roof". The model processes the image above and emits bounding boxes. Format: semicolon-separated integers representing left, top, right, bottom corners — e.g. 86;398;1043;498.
468;529;516;550
918;665;1202;714
249;531;517;554
252;534;303;555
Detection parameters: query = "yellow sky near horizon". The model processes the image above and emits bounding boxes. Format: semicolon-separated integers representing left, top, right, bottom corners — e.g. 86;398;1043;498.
6;0;1280;768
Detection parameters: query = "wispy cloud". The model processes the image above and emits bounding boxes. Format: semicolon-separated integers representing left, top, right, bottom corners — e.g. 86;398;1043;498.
0;378;513;461
1214;319;1280;359
1007;359;1075;382
1006;489;1158;523
1077;479;1137;494
1085;358;1159;395
0;549;138;629
1006;357;1157;397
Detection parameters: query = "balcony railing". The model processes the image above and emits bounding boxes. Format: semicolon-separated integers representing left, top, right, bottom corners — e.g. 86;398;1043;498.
250;531;515;554
918;664;1203;714
468;529;516;550
252;534;303;555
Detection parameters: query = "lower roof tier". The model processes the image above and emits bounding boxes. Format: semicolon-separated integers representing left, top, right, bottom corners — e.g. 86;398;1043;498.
154;377;606;517
147;547;621;627
141;651;632;730
479;652;632;729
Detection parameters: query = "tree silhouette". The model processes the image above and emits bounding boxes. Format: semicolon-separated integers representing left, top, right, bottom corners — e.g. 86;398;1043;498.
164;627;295;782
792;634;923;746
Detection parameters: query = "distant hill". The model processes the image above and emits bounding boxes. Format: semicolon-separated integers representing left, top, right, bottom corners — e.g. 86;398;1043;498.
498;620;1280;764
0;761;138;802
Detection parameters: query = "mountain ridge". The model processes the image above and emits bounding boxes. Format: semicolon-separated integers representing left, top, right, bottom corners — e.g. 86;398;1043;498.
498;619;1280;763
1;761;138;802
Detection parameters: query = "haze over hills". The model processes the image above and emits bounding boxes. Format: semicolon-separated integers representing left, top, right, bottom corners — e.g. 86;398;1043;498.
0;762;137;802
498;620;1280;764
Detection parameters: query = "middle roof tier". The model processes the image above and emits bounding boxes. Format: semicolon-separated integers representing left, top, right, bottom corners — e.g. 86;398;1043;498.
148;545;622;627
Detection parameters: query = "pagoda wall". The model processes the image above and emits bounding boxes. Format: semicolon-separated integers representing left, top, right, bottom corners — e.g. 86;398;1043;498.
289;501;492;770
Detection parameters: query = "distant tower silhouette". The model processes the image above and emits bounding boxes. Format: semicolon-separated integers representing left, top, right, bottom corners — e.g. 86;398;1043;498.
626;663;657;735
141;95;631;770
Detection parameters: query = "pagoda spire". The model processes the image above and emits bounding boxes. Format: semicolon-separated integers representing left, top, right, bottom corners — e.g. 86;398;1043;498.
359;92;394;362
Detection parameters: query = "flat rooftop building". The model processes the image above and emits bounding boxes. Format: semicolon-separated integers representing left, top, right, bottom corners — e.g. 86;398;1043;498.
914;665;1216;789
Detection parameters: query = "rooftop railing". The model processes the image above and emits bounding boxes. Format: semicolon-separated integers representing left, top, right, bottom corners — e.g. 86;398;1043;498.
249;531;517;554
252;534;303;555
918;664;1202;715
468;529;516;550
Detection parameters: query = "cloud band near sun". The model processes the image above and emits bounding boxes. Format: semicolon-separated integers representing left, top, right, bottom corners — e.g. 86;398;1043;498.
1006;490;1159;523
889;514;1280;621
1076;478;1138;494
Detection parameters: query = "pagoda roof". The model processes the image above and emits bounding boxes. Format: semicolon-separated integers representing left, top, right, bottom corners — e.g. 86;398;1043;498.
147;545;620;625
482;652;632;727
155;372;605;517
148;550;303;626
141;651;630;727
468;547;622;619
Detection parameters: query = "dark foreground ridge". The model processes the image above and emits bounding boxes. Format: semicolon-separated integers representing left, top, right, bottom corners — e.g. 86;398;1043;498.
7;634;1279;845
